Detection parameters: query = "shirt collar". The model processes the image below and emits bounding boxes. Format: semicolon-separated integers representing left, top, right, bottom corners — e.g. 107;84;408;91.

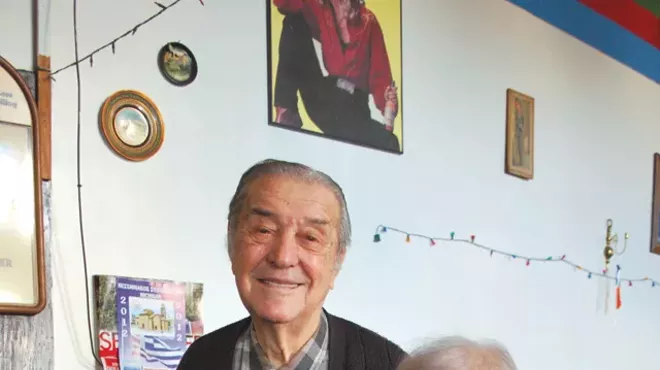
240;311;329;370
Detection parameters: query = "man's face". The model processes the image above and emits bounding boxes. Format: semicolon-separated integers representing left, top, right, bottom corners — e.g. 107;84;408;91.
230;174;345;324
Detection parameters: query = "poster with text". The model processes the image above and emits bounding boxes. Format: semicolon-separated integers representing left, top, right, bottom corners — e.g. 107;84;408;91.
116;276;188;370
267;0;403;154
94;275;204;370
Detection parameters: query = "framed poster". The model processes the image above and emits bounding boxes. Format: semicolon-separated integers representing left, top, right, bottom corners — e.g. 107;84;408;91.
94;275;205;370
0;56;46;315
650;154;660;255
266;0;403;154
505;88;535;180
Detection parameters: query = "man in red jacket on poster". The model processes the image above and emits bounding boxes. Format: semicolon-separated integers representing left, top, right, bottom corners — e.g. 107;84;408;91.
272;0;400;152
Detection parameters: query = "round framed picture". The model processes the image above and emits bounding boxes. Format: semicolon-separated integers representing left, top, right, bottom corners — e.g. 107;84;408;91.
99;90;165;161
157;42;198;86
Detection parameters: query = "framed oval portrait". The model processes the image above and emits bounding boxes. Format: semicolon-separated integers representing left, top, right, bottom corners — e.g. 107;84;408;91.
99;90;165;161
157;42;198;86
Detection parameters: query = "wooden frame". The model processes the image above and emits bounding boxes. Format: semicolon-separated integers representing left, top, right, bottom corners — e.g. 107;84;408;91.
505;88;535;180
0;56;47;315
99;90;165;162
37;55;52;181
650;154;660;255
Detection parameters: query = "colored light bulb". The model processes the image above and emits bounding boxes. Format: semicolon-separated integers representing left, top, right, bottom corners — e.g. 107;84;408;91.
373;234;381;243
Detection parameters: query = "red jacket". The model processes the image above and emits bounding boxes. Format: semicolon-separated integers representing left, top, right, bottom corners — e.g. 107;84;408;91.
274;0;394;114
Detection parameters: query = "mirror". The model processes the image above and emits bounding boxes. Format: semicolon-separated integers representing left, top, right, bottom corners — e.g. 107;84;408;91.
0;56;46;315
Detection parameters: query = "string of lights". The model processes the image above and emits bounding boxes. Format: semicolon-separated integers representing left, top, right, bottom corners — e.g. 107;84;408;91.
373;225;658;288
48;0;203;78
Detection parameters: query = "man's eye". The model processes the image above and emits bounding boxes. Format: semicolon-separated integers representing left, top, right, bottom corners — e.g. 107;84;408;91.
258;228;271;234
306;235;318;242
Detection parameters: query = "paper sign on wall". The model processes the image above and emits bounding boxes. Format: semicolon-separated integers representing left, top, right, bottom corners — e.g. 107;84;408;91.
0;68;32;127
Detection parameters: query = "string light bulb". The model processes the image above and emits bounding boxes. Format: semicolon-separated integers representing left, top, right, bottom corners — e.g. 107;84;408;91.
371;224;660;296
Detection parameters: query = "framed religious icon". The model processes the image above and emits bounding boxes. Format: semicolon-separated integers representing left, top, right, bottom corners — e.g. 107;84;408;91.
505;88;534;180
650;154;660;255
0;56;47;315
266;0;404;154
99;90;165;161
157;42;198;87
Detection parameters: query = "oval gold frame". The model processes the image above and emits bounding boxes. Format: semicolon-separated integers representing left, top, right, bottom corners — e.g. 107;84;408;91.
99;90;165;161
0;56;47;315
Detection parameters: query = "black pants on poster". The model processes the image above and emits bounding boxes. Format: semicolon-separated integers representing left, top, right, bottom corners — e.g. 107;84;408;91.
274;14;400;152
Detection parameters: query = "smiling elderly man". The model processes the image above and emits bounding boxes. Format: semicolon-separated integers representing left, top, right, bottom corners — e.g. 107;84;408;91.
177;159;406;370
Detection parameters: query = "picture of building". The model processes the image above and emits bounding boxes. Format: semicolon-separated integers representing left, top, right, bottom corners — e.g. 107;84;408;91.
132;303;172;333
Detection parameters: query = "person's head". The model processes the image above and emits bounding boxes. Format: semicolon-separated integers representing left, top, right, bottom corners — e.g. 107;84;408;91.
227;159;351;324
397;337;517;370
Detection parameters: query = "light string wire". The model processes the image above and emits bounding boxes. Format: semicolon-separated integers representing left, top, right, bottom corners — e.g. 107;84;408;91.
67;0;202;366
47;0;203;79
373;225;658;287
71;0;103;365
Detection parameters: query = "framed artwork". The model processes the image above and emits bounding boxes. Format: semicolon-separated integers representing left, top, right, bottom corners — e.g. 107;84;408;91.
505;88;535;180
99;90;165;161
0;56;47;315
93;275;205;369
157;42;198;87
650;154;660;255
266;0;404;154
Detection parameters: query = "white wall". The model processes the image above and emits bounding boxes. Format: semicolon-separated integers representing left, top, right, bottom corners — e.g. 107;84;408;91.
0;0;34;70
5;0;658;369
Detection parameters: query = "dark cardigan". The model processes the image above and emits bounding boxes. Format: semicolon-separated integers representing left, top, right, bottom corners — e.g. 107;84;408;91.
177;310;407;370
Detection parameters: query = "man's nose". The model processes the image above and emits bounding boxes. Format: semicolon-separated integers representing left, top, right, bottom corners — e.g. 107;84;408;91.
267;230;299;268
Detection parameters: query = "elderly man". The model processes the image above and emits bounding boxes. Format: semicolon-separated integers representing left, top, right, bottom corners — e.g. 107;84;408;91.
177;159;406;369
397;337;517;370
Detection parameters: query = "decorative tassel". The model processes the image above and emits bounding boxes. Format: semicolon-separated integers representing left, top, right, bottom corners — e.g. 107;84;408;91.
616;285;622;310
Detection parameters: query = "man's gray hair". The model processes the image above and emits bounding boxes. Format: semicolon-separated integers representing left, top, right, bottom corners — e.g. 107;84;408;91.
226;159;352;257
397;336;517;370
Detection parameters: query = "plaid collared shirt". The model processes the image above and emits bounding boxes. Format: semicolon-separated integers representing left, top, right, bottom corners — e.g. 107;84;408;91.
232;312;329;370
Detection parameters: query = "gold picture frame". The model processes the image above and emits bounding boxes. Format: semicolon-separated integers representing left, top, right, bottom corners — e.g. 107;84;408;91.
505;88;535;180
0;56;47;315
650;154;660;255
99;90;165;162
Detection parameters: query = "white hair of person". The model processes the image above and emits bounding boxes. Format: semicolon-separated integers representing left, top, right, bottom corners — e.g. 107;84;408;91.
397;336;517;370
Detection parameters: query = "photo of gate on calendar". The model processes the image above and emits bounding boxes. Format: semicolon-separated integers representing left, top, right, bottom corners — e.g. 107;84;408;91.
267;0;403;154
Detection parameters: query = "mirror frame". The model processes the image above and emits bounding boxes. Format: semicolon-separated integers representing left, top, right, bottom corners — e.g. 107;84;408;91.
0;56;47;315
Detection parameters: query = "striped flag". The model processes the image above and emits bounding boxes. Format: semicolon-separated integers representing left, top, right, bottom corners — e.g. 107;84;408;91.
139;336;187;369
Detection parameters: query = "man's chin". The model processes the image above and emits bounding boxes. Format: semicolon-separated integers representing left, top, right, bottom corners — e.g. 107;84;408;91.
253;305;302;324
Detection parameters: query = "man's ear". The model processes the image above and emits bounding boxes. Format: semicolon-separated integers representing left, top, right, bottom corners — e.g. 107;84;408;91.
330;246;346;289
